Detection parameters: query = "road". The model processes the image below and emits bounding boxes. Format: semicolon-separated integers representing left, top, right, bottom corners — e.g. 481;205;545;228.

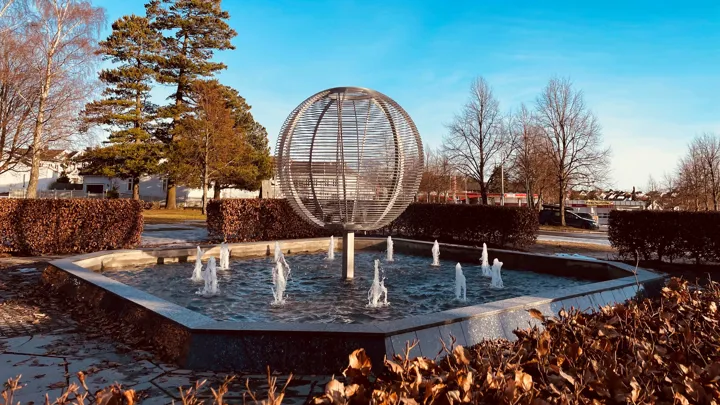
537;230;611;246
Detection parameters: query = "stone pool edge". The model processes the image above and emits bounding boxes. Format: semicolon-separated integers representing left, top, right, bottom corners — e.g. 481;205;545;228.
43;237;666;374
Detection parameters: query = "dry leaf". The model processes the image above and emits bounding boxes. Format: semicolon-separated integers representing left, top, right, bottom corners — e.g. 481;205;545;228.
528;308;545;322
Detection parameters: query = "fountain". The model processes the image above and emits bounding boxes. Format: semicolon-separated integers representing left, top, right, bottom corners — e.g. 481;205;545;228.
481;243;490;277
367;259;388;308
327;236;335;261
196;257;219;296
219;243;230;270
455;263;467;301
190;246;203;282
490;258;504;289
271;259;290;305
274;241;282;263
431;240;440;266
386;236;394;262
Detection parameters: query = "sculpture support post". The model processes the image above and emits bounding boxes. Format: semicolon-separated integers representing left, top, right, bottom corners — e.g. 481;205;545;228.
342;230;355;279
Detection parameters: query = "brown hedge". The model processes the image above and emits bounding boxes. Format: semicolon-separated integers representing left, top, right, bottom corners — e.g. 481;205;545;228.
0;199;143;255
609;210;720;263
380;203;539;248
207;200;538;248
206;199;331;242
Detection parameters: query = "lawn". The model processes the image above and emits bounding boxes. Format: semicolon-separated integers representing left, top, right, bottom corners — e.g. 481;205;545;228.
539;224;605;233
143;208;206;224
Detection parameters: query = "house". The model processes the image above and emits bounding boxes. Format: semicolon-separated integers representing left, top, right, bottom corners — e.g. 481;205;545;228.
0;149;81;196
1;148;262;203
81;174;260;204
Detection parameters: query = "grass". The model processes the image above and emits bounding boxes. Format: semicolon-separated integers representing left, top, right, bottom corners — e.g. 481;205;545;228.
539;224;605;233
143;208;206;224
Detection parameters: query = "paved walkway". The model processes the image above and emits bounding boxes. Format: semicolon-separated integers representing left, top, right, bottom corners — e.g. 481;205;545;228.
0;259;328;403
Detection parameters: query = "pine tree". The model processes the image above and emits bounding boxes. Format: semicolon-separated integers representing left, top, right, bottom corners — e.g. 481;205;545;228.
79;15;163;200
146;0;237;208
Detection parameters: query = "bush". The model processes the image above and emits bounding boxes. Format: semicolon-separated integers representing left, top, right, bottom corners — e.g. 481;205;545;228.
609;210;720;263
207;199;330;242
0;199;143;255
208;200;537;248
381;203;538;248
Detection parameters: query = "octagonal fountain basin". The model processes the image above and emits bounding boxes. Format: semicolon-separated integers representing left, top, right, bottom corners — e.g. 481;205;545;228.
44;237;665;374
106;252;593;324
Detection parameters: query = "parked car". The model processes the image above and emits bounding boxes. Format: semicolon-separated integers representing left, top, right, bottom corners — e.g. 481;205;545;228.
539;208;599;229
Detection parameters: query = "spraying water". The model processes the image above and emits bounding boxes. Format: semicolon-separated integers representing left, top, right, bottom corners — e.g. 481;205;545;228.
271;260;289;305
481;243;490;277
196;257;219;296
490;258;504;289
274;241;282;263
327;236;335;260
219;243;230;270
191;246;203;282
367;259;388;307
431;240;440;266
455;263;467;301
386;236;394;262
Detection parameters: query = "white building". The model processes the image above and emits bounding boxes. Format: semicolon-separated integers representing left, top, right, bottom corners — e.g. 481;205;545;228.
0;149;81;196
82;174;259;203
0;148;261;203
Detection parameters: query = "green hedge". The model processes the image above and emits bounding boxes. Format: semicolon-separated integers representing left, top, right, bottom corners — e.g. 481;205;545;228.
0;199;143;255
208;200;538;248
609;210;720;263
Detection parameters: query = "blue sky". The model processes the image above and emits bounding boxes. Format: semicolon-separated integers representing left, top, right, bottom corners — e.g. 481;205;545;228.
96;0;720;190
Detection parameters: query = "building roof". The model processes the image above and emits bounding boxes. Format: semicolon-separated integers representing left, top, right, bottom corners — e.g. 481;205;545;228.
15;148;74;162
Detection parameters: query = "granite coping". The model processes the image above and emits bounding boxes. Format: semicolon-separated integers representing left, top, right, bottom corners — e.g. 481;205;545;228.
48;237;666;339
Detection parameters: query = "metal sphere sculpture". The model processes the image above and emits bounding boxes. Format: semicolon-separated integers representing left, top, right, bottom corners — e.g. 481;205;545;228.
276;87;424;231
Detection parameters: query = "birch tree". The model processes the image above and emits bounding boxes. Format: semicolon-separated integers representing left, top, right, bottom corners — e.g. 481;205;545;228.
24;0;104;197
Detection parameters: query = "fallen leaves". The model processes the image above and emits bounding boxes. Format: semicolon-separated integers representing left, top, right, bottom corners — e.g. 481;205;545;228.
313;278;720;405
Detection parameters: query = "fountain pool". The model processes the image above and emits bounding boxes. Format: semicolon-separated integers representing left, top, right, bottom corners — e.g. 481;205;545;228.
45;237;664;373
105;251;592;324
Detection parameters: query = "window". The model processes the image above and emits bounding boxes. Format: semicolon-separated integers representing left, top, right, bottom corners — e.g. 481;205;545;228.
162;178;168;191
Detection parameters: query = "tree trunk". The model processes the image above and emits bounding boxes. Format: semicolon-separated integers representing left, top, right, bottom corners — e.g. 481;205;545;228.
132;178;140;200
201;128;210;215
165;182;177;209
559;179;566;226
213;183;221;199
26;85;50;199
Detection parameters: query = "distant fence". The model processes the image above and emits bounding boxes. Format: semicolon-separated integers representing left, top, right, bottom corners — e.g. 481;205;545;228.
1;189;106;199
1;189;235;207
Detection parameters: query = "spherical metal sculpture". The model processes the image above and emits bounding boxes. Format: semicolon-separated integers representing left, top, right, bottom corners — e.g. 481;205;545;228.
276;87;424;232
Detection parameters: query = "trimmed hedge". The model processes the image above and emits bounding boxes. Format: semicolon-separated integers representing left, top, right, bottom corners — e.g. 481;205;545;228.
206;199;330;242
609;210;720;263
381;203;539;248
208;200;538;248
0;199;143;255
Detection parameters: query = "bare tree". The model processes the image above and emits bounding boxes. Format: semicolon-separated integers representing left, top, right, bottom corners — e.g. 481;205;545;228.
24;0;104;198
672;133;720;211
511;104;554;209
0;27;36;175
443;77;513;204
692;133;720;210
535;77;610;225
